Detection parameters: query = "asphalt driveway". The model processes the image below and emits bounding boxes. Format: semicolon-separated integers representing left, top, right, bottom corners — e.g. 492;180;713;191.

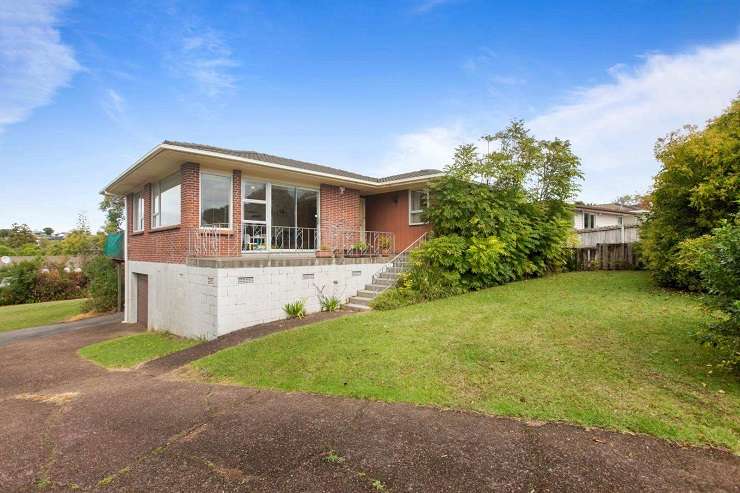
0;319;738;492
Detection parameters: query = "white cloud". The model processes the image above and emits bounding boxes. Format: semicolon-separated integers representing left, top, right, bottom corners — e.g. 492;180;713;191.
101;88;125;122
530;40;740;201
383;39;740;201
378;124;471;176
176;30;238;97
0;0;80;131
413;0;458;14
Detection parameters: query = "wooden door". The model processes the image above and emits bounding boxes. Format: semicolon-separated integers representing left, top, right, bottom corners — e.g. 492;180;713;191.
136;274;148;327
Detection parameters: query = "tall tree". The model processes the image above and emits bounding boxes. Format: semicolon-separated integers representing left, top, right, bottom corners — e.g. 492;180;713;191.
641;96;740;288
5;223;36;248
99;194;125;233
446;120;583;204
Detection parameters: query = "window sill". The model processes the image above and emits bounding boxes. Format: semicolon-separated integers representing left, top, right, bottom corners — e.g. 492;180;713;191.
150;224;181;233
130;230;144;236
409;222;428;226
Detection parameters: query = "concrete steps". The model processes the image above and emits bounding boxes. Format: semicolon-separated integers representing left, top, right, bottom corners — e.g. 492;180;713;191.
345;254;410;311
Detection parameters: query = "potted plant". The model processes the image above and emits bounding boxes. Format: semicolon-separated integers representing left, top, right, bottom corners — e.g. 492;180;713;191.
316;244;332;258
347;241;368;257
378;235;392;256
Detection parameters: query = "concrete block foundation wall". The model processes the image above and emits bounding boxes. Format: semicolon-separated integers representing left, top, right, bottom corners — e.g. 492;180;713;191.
126;259;386;339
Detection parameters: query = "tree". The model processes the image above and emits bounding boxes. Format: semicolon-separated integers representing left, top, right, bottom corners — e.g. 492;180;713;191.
42;227;54;236
445;120;583;204
59;214;99;256
614;193;652;209
100;195;125;233
5;223;36;248
641;97;739;288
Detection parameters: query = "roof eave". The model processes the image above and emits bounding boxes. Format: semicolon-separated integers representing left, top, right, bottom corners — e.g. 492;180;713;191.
103;143;443;196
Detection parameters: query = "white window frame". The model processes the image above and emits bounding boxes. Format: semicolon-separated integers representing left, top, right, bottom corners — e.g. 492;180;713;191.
241;178;320;252
132;191;144;232
199;170;233;230
151;171;181;229
408;189;429;226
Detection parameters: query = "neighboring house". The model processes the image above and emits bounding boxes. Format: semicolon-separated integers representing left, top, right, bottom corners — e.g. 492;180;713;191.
103;141;441;339
573;203;647;247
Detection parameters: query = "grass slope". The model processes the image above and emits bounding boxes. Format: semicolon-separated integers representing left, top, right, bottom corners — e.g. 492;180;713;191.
79;332;199;369
193;272;740;452
0;299;86;333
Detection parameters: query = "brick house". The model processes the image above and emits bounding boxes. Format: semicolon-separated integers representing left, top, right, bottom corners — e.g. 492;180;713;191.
103;141;440;339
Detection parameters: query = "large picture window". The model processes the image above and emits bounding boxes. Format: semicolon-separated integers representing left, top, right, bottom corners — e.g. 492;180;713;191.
151;172;181;228
242;179;318;251
409;189;429;225
200;172;232;228
132;191;144;232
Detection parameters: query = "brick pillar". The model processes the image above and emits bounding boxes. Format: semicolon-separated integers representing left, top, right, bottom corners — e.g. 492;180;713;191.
143;183;152;232
181;162;200;228
231;169;242;256
320;184;362;251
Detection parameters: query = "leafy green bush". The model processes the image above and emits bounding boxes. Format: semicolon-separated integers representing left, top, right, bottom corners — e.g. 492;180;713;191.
0;259;86;306
389;121;581;307
695;218;739;371
674;235;714;291
369;287;423;311
83;256;118;312
0;259;40;305
0;244;16;256
641;97;739;289
283;300;306;319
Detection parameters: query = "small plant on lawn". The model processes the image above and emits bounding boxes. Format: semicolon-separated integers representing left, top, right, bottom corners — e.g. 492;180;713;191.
283;300;306;319
322;450;345;464
320;296;342;312
371;479;387;491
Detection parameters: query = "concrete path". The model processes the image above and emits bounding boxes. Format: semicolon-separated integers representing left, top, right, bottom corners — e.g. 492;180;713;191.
0;318;738;492
0;312;123;347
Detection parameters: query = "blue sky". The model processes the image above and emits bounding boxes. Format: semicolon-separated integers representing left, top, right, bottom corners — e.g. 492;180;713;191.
1;0;739;231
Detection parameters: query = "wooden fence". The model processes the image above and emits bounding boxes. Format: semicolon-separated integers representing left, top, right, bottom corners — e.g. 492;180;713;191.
571;243;641;270
576;225;640;247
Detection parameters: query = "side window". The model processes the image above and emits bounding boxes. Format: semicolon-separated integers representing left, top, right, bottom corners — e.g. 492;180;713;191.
409;190;429;225
583;212;595;229
132;192;144;231
200;173;232;228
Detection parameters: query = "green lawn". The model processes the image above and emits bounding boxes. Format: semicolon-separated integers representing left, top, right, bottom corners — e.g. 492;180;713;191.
193;271;740;452
0;299;87;333
79;332;199;369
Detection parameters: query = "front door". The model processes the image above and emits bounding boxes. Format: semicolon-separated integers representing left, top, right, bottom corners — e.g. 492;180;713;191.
136;274;148;327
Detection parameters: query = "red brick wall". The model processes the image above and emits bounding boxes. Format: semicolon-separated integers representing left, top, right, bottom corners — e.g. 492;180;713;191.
127;163;242;263
365;189;431;252
319;184;362;250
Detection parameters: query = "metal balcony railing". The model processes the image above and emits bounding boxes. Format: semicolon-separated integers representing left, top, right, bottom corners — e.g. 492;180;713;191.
241;224;318;252
330;228;395;257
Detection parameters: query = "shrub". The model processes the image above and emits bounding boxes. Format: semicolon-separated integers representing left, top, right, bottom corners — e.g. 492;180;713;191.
674;235;713;291
18;243;42;256
83;256;119;312
0;258;86;305
695;217;739;371
369;287;423;311
283;300;306;319
641;97;739;289
0;244;16;256
319;295;342;312
0;258;40;305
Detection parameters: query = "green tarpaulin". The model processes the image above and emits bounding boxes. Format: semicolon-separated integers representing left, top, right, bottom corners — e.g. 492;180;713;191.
103;231;124;260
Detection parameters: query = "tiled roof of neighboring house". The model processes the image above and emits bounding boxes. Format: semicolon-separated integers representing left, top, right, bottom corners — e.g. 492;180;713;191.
574;203;645;215
163;141;442;183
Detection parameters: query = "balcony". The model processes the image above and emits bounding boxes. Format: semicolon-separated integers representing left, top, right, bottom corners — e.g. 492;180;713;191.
186;224;394;259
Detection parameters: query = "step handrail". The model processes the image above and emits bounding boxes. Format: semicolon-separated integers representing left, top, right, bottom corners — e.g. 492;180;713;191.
371;231;429;290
